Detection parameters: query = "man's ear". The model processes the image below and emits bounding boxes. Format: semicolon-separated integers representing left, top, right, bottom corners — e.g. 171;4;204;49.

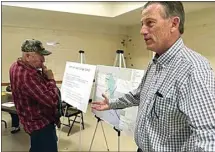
25;53;31;62
170;16;180;33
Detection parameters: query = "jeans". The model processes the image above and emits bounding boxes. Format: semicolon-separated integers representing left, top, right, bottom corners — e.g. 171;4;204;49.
29;123;58;152
10;113;19;127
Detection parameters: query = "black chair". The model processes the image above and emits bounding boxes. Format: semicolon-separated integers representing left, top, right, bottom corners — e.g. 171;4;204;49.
1;120;7;128
1;85;11;129
61;102;85;136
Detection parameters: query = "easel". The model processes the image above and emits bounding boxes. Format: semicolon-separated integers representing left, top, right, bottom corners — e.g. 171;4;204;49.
114;50;126;68
78;50;86;64
113;50;126;152
89;50;126;152
58;50;86;151
89;115;110;151
77;50;85;152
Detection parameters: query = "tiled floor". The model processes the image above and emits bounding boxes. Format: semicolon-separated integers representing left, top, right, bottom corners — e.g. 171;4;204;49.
1;106;137;152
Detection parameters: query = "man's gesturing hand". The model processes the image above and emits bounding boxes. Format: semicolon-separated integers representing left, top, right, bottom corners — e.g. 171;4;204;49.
91;94;110;111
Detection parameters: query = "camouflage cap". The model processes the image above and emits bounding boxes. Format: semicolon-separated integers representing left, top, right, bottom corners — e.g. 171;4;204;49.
21;39;52;56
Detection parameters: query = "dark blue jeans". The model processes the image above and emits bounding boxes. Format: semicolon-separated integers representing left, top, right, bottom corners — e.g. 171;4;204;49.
10;113;19;127
29;123;58;152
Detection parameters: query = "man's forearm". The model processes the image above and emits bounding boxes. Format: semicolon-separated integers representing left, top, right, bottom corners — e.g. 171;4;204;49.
109;91;140;109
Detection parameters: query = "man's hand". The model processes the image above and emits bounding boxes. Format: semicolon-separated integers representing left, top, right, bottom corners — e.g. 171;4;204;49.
42;64;54;80
91;94;110;111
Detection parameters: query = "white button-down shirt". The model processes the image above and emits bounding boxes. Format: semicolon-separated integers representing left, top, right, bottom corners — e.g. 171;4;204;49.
110;37;215;151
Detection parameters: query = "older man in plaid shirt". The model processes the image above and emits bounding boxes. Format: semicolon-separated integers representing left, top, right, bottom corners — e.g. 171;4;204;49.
9;39;60;152
92;2;215;152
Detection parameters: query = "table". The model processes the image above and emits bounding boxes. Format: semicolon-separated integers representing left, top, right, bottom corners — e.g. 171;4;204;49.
1;93;17;114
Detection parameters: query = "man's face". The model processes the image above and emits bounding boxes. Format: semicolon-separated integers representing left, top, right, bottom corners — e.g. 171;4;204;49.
27;52;45;69
140;4;173;54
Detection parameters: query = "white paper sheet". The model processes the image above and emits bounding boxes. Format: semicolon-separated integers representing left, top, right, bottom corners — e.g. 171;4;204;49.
61;62;96;113
119;106;138;136
116;79;132;94
2;102;15;107
131;69;145;89
95;86;106;99
92;65;144;137
97;73;106;86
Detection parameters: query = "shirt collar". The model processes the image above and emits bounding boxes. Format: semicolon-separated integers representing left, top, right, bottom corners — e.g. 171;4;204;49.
152;37;184;68
17;58;39;74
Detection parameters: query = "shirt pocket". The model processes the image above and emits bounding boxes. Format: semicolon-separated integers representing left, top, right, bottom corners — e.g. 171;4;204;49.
153;89;188;139
153;87;177;119
154;95;175;118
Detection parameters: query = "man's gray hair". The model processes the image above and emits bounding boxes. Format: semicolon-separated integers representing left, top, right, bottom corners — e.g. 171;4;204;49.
143;2;185;34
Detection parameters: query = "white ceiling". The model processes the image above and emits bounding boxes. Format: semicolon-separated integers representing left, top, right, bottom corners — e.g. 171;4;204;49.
2;2;215;27
2;2;146;17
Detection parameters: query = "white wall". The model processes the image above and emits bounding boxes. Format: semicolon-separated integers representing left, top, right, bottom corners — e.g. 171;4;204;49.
125;24;153;70
2;18;127;82
2;6;215;83
126;7;215;71
182;7;215;70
